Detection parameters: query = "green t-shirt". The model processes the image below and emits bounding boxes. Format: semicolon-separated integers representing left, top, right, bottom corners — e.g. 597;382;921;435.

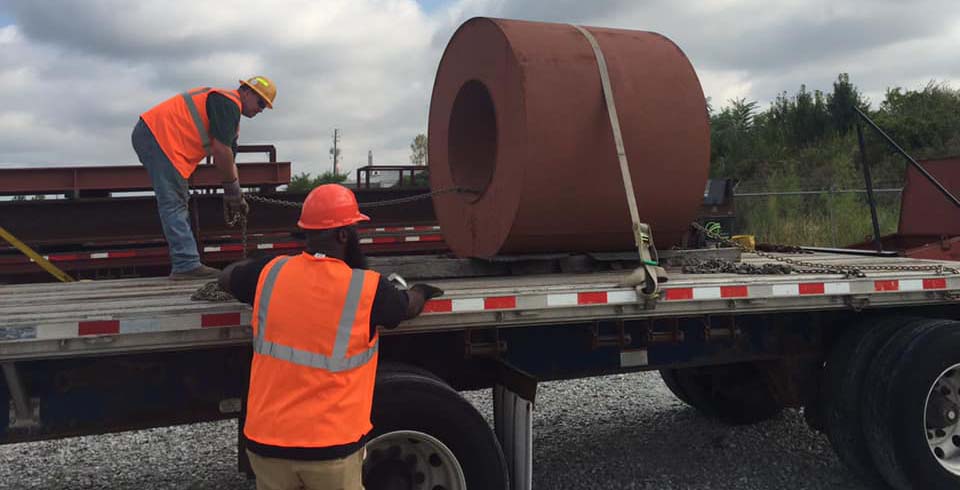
206;92;240;155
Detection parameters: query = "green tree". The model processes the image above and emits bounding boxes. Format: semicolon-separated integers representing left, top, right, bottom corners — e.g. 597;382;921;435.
710;98;759;179
875;81;960;155
827;73;867;135
410;134;428;166
287;171;348;193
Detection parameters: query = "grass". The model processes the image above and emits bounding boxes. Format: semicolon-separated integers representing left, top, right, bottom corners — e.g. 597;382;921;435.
736;191;901;247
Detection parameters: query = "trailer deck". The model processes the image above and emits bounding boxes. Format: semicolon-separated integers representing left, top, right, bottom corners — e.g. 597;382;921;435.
2;252;958;361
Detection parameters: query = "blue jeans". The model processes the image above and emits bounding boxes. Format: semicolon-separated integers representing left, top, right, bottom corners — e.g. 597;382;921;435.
131;118;201;273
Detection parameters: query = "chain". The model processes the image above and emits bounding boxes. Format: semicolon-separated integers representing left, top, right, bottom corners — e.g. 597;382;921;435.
690;222;959;277
223;187;476;260
191;280;236;302
225;211;248;259
243;187;478;210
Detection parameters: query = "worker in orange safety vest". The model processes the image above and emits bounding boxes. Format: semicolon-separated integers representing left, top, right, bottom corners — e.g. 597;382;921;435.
132;76;276;280
218;184;443;490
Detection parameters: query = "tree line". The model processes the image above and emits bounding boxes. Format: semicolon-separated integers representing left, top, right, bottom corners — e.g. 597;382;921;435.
710;73;960;190
712;74;959;245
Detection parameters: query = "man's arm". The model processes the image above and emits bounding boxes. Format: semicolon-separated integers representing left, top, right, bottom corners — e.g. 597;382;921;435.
370;278;443;332
211;138;238;183
207;93;246;217
218;256;273;305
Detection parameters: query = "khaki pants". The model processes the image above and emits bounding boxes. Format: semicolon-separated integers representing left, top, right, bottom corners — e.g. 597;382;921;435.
246;448;364;490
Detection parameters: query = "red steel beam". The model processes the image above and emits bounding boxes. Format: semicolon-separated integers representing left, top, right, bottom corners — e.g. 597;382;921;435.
0;161;291;195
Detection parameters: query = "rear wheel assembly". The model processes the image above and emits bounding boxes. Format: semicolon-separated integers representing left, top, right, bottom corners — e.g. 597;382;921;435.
861;318;960;490
820;316;917;486
659;362;783;425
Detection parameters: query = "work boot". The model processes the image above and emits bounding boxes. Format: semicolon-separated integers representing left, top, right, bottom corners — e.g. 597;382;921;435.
169;264;221;281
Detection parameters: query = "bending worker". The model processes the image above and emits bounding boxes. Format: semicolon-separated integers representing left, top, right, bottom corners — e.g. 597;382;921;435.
218;184;443;490
132;76;276;280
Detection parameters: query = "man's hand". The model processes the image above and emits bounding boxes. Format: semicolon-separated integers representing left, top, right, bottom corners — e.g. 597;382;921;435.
410;283;444;300
405;283;444;318
222;179;249;224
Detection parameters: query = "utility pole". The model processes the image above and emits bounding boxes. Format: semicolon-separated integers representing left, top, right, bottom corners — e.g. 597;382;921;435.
332;129;340;176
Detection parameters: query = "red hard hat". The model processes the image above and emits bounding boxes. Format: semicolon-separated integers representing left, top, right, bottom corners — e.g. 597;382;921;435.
297;184;370;230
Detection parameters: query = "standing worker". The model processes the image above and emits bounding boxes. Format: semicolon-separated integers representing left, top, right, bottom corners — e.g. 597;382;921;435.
218;184;443;490
132;76;277;280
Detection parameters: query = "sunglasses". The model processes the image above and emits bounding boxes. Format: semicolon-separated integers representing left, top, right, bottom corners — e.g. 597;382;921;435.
256;97;267;110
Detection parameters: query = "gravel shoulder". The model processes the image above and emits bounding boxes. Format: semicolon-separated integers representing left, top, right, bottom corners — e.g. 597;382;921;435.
1;372;876;490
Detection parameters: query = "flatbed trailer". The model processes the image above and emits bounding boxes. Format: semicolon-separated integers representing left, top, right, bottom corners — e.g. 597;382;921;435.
2;252;960;489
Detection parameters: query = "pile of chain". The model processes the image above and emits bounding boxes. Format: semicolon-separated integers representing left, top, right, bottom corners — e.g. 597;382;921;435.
689;222;960;277
681;258;795;275
190;280;236;302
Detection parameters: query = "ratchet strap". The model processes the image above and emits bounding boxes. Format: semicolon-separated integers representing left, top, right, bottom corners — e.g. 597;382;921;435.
0;225;75;283
572;24;666;299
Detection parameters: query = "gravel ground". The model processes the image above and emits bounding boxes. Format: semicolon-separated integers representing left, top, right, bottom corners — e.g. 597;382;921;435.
0;372;877;490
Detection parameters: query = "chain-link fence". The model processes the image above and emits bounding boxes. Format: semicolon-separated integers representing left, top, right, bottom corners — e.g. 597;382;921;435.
732;187;902;247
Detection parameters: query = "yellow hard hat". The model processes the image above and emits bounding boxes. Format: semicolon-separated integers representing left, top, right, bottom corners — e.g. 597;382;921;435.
239;75;276;109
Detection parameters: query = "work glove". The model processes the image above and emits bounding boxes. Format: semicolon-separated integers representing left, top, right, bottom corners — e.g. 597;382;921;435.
410;283;444;300
222;179;249;224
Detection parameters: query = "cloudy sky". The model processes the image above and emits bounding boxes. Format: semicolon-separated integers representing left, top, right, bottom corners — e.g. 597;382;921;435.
1;0;958;176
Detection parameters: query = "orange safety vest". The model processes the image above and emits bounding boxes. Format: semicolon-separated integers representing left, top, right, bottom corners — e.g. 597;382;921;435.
140;87;242;179
244;253;381;449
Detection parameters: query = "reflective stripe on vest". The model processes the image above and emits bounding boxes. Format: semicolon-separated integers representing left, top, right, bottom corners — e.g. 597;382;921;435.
180;87;213;153
253;256;379;372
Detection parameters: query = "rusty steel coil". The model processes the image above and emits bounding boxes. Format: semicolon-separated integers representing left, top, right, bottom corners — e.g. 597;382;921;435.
428;17;710;257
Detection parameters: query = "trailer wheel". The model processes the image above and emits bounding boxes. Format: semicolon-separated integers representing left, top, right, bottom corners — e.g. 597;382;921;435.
658;369;694;406
862;318;960;490
660;363;782;425
821;316;917;486
366;369;509;490
377;360;445;383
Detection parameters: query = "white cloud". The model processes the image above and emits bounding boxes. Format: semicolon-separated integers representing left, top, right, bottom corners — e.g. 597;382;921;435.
1;0;958;173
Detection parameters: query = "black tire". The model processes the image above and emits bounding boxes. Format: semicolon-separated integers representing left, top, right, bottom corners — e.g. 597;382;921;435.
659;369;694;406
661;363;783;425
377;361;445;383
862;318;960;490
821;316;918;486
367;370;509;490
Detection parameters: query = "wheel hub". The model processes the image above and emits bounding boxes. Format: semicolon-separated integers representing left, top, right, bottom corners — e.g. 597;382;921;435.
925;364;960;476
363;430;467;490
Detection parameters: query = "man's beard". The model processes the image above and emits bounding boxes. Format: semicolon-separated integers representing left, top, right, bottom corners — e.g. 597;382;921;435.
344;227;369;269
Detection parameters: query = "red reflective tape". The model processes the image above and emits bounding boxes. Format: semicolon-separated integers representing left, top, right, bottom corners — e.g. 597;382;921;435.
420;234;444;242
79;320;120;335
48;254;80;262
484;296;517;310
720;286;749;298
799;283;825;295
201;312;242;328
110;251;137;259
422;299;452;313
221;245;244;252
372;237;398;244
664;288;694;301
274;242;302;250
875;280;899;292
924;278;948;290
578;292;608;304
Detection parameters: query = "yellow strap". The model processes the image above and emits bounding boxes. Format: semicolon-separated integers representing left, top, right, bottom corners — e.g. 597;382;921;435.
0;225;75;283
